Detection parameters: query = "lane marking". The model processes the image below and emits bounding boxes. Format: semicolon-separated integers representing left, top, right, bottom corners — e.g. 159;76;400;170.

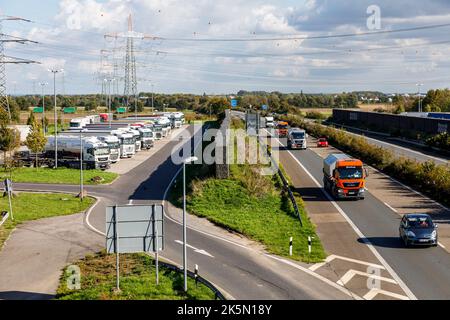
315;254;385;270
337;269;397;286
265;254;362;300
174;240;215;258
438;242;446;249
384;202;398;213
363;288;409;300
269;132;417;300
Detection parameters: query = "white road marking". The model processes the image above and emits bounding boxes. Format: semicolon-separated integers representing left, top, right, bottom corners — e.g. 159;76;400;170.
174;240;214;258
438;242;446;249
363;288;410;300
383;202;398;213
326;254;385;270
337;269;397;286
269;132;417;300
265;254;363;300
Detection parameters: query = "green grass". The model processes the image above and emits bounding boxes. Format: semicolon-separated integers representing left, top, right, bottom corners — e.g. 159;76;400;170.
56;251;217;300
0;167;118;185
0;192;95;250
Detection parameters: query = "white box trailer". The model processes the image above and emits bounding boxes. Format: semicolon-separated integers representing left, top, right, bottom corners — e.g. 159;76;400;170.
45;135;111;170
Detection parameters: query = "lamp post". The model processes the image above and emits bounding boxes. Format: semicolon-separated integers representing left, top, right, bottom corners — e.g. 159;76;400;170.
416;83;424;113
39;82;48;134
79;129;86;201
151;84;155;114
183;156;198;292
49;68;63;168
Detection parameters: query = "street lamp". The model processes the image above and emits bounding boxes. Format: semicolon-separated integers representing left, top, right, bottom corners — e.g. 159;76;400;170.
79;129;87;201
39;82;48;134
49;68;64;169
104;78;115;128
182;156;198;292
416;83;424;113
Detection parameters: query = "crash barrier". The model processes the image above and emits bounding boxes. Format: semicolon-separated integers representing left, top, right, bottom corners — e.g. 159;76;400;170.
159;260;226;300
261;137;303;228
215;109;230;179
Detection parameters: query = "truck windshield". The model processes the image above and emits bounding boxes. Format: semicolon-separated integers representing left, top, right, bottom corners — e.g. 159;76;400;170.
122;138;134;145
95;148;110;156
70;122;81;128
338;167;363;179
142;132;153;138
108;142;120;149
292;132;305;139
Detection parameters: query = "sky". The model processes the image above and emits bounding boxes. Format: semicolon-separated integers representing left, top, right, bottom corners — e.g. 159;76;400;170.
1;0;450;95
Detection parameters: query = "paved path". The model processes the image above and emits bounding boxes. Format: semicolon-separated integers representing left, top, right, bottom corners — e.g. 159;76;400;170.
0;213;103;300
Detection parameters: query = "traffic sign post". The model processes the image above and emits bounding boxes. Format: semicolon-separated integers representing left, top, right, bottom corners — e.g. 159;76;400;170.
106;204;164;291
231;99;237;108
3;179;14;221
262;104;268;111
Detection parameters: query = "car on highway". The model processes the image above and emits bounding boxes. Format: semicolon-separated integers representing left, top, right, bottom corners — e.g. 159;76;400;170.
399;213;438;247
317;137;329;148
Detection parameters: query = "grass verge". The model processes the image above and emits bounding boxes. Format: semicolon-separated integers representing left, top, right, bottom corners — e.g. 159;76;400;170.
0;192;94;250
56;251;216;300
0;167;118;185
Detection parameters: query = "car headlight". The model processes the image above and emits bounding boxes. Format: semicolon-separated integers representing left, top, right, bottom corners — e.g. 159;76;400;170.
431;230;437;239
337;188;344;193
359;188;365;193
406;231;416;238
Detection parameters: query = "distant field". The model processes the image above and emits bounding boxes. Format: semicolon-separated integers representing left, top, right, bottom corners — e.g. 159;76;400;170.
358;103;394;112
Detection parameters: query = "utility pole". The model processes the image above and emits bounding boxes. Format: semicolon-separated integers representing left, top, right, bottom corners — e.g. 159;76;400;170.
416;83;424;113
49;68;63;168
0;16;39;121
39;82;47;134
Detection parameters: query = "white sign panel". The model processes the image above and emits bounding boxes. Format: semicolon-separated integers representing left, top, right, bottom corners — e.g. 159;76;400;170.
106;204;164;254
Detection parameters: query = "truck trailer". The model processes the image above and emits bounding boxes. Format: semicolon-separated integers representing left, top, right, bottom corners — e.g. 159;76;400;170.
44;135;111;170
323;153;368;200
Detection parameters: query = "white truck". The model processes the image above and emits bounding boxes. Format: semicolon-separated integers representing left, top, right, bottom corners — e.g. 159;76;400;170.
112;130;136;158
287;128;307;150
138;127;154;149
127;129;142;152
44;135;111;170
69;117;90;130
97;135;121;163
158;117;171;137
265;116;274;128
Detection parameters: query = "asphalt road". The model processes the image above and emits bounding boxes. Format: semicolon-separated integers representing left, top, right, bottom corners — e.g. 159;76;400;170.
14;124;351;300
324;122;450;165
278;137;450;300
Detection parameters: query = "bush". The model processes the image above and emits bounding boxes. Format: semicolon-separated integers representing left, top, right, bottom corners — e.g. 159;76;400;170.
426;133;450;151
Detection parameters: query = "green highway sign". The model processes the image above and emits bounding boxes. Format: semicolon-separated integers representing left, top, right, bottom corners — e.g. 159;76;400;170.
63;107;76;114
33;107;43;113
116;107;127;113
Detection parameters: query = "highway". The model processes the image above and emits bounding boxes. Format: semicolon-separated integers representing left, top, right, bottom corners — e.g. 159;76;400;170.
274;134;450;299
14;124;351;300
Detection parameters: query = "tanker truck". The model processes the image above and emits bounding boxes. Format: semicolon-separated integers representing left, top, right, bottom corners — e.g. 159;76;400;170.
44;135;111;170
323;153;368;200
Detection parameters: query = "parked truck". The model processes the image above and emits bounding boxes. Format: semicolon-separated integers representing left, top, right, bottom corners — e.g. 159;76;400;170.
97;135;121;163
265;116;274;128
112;130;136;158
323;153;368;200
44;136;111;170
138;127;154;149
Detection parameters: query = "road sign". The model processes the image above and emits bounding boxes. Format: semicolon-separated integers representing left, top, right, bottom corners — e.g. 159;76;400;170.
262;104;268;110
4;179;12;193
116;107;127;113
106;204;164;291
63;107;76;114
33;107;43;113
106;204;164;254
231;99;237;108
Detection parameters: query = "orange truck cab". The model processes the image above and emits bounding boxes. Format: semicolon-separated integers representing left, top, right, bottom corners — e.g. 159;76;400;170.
276;121;289;137
323;153;368;200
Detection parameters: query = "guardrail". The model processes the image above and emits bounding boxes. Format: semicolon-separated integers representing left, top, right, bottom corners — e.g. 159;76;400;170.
159;260;226;300
265;144;303;227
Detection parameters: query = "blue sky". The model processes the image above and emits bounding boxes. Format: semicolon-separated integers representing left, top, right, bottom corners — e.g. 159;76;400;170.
2;0;450;95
